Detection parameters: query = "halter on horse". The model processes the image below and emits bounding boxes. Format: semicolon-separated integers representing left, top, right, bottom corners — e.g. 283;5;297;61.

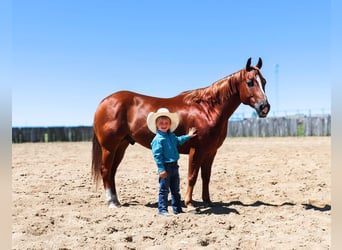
92;57;270;209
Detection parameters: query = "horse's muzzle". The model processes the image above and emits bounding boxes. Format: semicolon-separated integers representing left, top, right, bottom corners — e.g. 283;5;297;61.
256;101;270;118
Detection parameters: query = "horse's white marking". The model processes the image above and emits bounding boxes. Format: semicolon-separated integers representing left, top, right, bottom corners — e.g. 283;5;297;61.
105;188;114;202
256;75;266;96
108;202;118;208
105;188;121;208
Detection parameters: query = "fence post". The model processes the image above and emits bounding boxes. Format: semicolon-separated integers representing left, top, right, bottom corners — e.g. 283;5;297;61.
44;133;48;142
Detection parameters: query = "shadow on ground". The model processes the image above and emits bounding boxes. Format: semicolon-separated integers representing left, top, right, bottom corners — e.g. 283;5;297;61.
144;199;331;215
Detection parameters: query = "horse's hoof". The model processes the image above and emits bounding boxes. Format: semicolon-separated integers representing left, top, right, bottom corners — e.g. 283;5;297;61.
108;202;121;208
188;208;201;214
186;206;201;214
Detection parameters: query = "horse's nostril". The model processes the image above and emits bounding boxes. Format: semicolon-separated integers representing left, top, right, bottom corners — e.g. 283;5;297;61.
259;103;267;112
258;102;270;116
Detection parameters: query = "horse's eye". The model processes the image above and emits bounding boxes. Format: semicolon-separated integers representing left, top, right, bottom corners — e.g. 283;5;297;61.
247;80;254;87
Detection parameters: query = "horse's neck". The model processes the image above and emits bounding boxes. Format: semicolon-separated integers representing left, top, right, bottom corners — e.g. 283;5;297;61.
222;96;241;119
182;70;243;122
199;82;241;131
216;72;242;120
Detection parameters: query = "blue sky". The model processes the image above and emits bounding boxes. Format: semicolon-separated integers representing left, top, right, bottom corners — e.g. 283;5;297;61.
11;1;331;127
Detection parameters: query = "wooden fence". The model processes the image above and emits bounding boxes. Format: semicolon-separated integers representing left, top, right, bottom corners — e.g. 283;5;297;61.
227;115;331;137
12;115;330;143
12;126;93;143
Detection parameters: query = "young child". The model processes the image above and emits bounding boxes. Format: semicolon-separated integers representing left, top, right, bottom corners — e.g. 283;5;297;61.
147;108;197;216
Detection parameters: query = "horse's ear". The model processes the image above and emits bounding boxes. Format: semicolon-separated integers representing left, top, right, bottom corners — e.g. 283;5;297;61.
246;57;252;72
256;57;262;69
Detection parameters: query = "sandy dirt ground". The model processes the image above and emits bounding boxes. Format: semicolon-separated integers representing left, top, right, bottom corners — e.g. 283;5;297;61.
12;137;330;249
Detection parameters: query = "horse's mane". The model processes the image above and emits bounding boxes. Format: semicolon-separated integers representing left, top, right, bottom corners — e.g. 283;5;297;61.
183;71;242;107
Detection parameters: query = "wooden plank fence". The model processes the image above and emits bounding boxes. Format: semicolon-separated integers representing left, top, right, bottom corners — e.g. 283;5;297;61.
227;115;331;137
12;115;330;143
12;126;93;143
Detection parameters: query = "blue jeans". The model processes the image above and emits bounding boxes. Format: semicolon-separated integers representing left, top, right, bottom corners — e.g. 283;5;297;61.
158;164;182;214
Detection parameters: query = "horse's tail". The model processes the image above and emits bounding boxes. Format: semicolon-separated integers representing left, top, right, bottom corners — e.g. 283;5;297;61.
91;132;102;189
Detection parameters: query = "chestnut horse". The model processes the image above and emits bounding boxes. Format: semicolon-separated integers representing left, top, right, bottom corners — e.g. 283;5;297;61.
92;57;270;209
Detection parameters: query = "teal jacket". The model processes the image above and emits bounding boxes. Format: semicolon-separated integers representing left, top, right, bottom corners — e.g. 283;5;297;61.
151;130;190;173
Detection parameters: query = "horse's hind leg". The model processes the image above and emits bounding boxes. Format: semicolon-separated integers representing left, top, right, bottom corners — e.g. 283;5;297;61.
101;140;129;208
101;148;118;208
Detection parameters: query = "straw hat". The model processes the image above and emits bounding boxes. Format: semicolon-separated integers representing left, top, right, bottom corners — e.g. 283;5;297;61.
147;108;180;134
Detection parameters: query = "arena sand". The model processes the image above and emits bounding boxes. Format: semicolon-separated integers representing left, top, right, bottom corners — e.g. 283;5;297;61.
12;137;330;249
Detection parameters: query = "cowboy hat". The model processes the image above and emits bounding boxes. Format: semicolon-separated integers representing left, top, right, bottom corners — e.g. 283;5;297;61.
147;108;180;134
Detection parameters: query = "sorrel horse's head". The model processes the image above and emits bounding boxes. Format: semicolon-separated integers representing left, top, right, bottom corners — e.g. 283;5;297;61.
239;57;270;117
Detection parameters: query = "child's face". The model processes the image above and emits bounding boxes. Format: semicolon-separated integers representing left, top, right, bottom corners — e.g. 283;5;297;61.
156;116;171;133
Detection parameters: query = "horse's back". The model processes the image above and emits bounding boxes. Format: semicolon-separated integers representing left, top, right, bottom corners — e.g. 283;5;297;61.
93;90;165;147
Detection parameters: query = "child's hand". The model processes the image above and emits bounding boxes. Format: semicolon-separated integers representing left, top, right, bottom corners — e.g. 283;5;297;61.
159;171;167;179
188;127;198;138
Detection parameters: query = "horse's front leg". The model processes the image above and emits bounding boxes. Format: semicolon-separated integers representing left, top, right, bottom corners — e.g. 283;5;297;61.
201;153;216;207
101;149;121;208
184;147;201;209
